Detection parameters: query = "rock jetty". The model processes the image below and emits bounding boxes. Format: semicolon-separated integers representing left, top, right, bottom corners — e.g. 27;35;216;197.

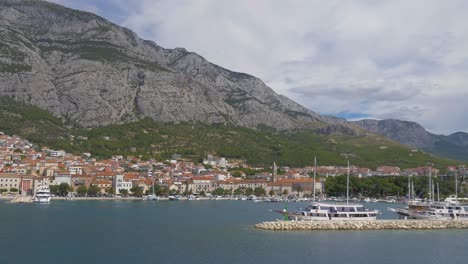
255;220;468;231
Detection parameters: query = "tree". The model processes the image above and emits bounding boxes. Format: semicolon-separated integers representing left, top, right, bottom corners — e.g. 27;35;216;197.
88;185;100;196
212;188;225;196
231;171;242;178
106;187;115;195
282;189;289;196
0;188;8;193
269;189;275;196
49;185;60;195
9;187;19;193
76;185;88;197
58;183;73;196
245;187;254;196
119;189;129;197
233;188;243;196
199;190;206;197
292;185;303;195
254;187;266;197
130;186;144;197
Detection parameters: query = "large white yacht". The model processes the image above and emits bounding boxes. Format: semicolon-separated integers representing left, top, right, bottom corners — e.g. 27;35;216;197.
34;188;51;203
274;159;379;221
275;202;379;221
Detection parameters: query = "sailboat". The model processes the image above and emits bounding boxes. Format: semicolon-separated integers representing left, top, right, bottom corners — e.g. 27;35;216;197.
273;159;379;221
144;178;159;201
389;172;468;220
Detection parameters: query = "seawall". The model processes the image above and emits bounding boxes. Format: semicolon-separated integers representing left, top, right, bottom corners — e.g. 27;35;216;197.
255;220;468;231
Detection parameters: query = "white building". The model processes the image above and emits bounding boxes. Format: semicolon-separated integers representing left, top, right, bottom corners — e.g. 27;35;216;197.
53;173;72;186
113;174;132;195
68;166;83;175
49;150;66;158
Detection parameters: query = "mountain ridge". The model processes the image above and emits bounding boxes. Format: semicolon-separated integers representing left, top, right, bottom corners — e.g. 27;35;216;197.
0;0;351;133
353;119;468;161
1;0;466;162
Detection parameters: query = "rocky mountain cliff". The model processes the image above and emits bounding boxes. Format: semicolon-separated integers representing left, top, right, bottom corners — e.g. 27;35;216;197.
353;119;468;161
0;0;348;132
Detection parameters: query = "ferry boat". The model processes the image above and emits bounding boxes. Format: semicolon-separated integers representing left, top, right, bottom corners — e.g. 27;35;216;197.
274;202;379;221
34;188;51;203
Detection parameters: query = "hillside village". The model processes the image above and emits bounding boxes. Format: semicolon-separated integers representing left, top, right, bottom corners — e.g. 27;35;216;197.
0;132;466;199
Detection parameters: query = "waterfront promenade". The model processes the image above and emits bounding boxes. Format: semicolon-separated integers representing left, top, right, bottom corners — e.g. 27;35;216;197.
255;219;468;231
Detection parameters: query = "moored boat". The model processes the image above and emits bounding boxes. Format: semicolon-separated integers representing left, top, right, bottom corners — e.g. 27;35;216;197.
34;188;51;203
274;202;379;221
391;200;468;220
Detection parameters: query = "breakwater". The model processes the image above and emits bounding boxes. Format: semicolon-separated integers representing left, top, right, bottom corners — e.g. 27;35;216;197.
255;220;468;231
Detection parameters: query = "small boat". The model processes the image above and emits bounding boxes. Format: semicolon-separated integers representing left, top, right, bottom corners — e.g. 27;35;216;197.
34;188;51;203
168;195;180;201
144;194;160;201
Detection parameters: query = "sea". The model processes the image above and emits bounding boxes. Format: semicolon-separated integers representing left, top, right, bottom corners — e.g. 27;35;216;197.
0;200;467;264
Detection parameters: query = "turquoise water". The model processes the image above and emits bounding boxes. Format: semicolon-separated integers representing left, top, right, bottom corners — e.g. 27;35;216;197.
0;200;467;264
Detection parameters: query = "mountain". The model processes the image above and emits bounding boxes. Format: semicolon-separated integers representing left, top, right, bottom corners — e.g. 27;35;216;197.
0;97;458;169
0;0;349;133
0;0;466;162
353;119;468;161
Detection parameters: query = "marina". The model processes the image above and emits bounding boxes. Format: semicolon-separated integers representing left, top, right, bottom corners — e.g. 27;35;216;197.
1;200;468;264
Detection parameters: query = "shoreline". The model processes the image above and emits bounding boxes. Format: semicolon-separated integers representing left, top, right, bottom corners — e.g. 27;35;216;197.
0;196;237;202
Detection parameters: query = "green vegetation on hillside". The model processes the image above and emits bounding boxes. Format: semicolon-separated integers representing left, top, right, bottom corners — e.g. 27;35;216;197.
0;97;461;170
0;63;32;73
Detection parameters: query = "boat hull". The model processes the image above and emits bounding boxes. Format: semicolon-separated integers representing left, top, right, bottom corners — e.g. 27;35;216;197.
34;197;51;203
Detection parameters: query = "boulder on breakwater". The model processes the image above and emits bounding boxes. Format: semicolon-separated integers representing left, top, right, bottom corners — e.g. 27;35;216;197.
255;220;468;231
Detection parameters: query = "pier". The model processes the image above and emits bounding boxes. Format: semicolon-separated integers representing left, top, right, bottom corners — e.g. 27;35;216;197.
10;195;33;203
255;220;468;231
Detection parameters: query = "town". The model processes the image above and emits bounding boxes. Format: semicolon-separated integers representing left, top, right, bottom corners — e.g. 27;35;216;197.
0;131;466;201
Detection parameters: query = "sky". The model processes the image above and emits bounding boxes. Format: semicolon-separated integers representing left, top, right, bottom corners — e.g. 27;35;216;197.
49;0;468;135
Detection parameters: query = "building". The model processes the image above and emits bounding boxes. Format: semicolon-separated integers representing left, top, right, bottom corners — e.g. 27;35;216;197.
0;173;21;193
113;174;132;195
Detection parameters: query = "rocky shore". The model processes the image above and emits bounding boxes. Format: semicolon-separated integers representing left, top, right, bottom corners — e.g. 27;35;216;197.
255;220;468;231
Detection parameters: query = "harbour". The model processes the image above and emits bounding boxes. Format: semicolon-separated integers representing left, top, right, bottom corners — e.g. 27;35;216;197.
2;200;468;264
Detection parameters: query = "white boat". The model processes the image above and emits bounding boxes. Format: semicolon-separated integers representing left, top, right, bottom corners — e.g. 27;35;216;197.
275;202;379;221
144;194;160;201
144;178;159;201
168;195;180;201
392;201;468;220
389;173;468;220
34;188;51;203
273;159;378;221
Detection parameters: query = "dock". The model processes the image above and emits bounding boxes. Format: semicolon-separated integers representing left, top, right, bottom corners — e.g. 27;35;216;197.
255;219;468;231
10;195;34;203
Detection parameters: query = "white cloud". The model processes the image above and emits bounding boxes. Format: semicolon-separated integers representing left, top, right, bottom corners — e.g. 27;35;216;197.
50;0;468;134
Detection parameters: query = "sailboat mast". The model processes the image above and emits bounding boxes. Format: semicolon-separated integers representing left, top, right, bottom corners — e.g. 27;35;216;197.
313;157;316;202
432;179;435;203
437;182;440;202
428;166;432;203
456;171;458;199
346;160;350;205
408;176;411;201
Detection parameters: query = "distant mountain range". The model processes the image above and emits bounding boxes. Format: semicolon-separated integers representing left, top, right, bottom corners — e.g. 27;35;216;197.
0;0;466;163
353;119;468;161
